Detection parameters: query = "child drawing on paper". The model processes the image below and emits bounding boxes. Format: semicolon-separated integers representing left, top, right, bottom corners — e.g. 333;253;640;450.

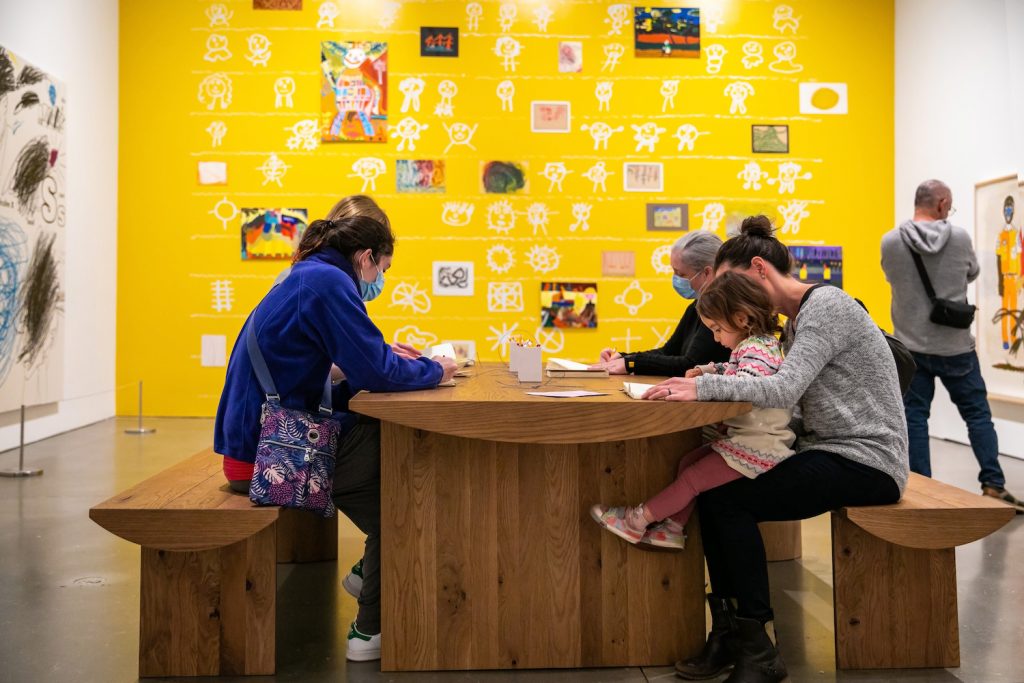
591;272;794;549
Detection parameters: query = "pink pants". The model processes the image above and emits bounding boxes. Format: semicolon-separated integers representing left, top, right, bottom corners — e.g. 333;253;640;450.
644;444;742;526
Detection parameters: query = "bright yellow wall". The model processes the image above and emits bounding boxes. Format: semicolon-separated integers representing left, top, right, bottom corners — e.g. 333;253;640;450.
118;0;894;416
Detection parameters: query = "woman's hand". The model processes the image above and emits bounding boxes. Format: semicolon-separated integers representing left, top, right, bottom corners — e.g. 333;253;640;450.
433;355;458;384
642;377;698;401
599;347;622;363
588;357;627;375
391;342;423;360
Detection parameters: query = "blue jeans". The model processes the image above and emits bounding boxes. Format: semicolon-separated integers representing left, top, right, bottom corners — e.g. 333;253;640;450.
904;350;1004;488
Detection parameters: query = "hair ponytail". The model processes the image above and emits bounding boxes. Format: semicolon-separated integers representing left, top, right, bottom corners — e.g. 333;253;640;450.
292;215;394;264
713;214;792;274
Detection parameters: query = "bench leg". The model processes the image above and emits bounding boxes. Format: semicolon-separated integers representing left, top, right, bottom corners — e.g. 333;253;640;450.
831;513;959;669
276;507;338;564
759;521;802;561
139;525;276;677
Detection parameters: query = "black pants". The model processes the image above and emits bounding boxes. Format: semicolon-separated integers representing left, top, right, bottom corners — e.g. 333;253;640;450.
698;449;900;623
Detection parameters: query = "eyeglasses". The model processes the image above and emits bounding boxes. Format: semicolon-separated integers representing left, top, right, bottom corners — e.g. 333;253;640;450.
948;206;957;217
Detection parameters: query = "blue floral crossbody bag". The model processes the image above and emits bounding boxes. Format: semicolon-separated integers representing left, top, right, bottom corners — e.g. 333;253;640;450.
246;319;342;518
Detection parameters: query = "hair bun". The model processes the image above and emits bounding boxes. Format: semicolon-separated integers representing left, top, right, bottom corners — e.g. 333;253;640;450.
740;214;774;238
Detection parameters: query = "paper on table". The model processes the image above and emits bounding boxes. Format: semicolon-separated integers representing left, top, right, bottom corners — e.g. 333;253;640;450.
622;381;658;400
546;357;592;371
427;343;457;359
526;390;608;398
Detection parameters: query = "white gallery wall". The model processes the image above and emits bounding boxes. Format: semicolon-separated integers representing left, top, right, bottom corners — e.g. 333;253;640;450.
895;0;1024;462
0;0;118;452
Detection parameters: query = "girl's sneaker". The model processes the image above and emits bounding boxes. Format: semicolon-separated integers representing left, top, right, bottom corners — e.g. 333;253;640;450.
590;504;648;544
640;519;686;550
342;559;364;598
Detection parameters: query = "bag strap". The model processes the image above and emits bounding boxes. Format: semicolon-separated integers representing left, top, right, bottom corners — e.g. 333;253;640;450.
246;318;334;416
906;245;937;301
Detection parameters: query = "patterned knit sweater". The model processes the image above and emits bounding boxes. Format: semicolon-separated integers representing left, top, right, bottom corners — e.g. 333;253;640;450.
699;334;795;478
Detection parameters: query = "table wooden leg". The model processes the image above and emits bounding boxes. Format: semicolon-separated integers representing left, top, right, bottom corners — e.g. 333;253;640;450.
276;507;338;564
832;513;959;669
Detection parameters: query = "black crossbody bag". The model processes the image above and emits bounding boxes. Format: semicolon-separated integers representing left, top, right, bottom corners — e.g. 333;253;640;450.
907;246;976;329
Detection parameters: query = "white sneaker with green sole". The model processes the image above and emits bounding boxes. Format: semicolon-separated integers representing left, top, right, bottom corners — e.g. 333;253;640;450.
346;621;381;662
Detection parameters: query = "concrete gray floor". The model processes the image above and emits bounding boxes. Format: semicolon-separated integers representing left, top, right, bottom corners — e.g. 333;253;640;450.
0;417;1021;683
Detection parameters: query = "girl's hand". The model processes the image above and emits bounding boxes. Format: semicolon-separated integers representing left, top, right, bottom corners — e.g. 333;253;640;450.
684;368;703;379
599;348;622;362
642;377;698;401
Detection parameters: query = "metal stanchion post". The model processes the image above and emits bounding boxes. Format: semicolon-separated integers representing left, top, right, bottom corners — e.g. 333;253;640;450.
0;405;44;478
124;381;156;435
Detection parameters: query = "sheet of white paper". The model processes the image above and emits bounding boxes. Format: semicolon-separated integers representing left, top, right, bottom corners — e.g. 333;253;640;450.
622;381;658;400
547;357;591;371
201;334;227;367
527;390;608;398
427;343;456;359
198;161;227;185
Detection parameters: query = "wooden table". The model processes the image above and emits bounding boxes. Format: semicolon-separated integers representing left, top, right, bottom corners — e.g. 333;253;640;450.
349;363;749;672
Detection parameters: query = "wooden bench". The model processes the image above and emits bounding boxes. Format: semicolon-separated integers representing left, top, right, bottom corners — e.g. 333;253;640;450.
832;472;1015;670
89;448;338;677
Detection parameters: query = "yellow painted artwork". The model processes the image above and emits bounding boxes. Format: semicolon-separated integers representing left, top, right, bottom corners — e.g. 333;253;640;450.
118;0;895;416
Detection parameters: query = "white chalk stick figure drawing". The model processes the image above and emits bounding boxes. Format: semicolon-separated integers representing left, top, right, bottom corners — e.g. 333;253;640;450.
487;322;519;356
768;41;803;74
486;200;517;234
773;4;801;34
705;44;727;74
525;202;557;236
614;280;653;316
211;280;234;312
441;201;475;227
434;80;458;118
535;326;564;353
399;77;426;114
698;203;727;232
378;2;401;30
541;162;572;193
526;244;561;274
651;244;674;274
394;325;438;349
631;122;667;153
257;153;290;187
703;3;725;33
245;34;272;67
610;328;641;353
349;157;387;192
209;196;239;231
741;41;764;69
285;119;319;151
582;161;614;193
652;325;671;347
206;3;232;28
767;162;812;194
673;123;709;152
498;2;517;32
724;81;754;115
486;244;516;274
496;80;515;112
778;200;810;234
488;282;524;312
206;121;227;147
602;43;626;72
605;4;630;35
391;117;429;152
494;36;523;72
595;81;614;111
737;161;768;190
443;122;478;154
581;122;624;151
317;1;339;29
569;203;592;232
466;2;483;31
204;34;232;62
389;282;432;314
660;80;680;112
274;77;296;108
198;73;233;110
532;4;553;32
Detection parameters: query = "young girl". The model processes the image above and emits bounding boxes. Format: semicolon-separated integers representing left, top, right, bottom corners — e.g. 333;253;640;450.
591;271;795;549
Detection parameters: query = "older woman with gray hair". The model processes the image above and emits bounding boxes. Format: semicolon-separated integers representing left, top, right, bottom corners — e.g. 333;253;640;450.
592;231;730;375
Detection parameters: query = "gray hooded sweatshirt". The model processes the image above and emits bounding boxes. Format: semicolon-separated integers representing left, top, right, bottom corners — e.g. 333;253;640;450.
880;219;979;356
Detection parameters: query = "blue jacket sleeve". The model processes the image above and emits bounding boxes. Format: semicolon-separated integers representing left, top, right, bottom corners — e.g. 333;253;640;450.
300;280;443;392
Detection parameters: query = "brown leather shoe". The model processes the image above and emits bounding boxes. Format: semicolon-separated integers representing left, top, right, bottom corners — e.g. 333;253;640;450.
982;485;1024;514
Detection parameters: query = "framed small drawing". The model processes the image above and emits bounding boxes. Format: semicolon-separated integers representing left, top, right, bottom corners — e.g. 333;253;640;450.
646;203;689;230
433;261;474;296
624;162;664;193
530;101;571;133
421;27;459;57
752;125;789;153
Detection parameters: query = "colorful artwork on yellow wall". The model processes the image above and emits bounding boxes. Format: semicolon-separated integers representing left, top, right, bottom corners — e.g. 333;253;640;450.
541;282;598;329
634;7;700;58
789;246;843;289
240;208;308;260
320;41;387;143
397;160;445;193
482;161;528;194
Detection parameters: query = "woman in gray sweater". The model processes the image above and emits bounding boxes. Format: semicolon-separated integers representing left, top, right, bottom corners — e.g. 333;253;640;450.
645;216;908;683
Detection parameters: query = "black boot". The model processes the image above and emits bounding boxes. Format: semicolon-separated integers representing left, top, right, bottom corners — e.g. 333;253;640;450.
675;594;738;680
723;617;787;683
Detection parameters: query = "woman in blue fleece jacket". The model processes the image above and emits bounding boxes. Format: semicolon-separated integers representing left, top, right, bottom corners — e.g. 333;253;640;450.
214;210;456;661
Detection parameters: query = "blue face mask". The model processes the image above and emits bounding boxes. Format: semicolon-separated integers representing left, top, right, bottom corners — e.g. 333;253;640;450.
672;274;697;300
359;253;385;302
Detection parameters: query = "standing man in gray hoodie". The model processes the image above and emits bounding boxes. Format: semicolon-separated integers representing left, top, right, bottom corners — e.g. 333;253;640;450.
882;179;1022;512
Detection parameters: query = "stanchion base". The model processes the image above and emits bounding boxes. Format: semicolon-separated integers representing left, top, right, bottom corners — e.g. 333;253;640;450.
0;468;44;478
125;428;157;435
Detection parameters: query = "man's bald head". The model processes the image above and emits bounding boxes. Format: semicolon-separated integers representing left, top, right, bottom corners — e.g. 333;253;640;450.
914;179;953;220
